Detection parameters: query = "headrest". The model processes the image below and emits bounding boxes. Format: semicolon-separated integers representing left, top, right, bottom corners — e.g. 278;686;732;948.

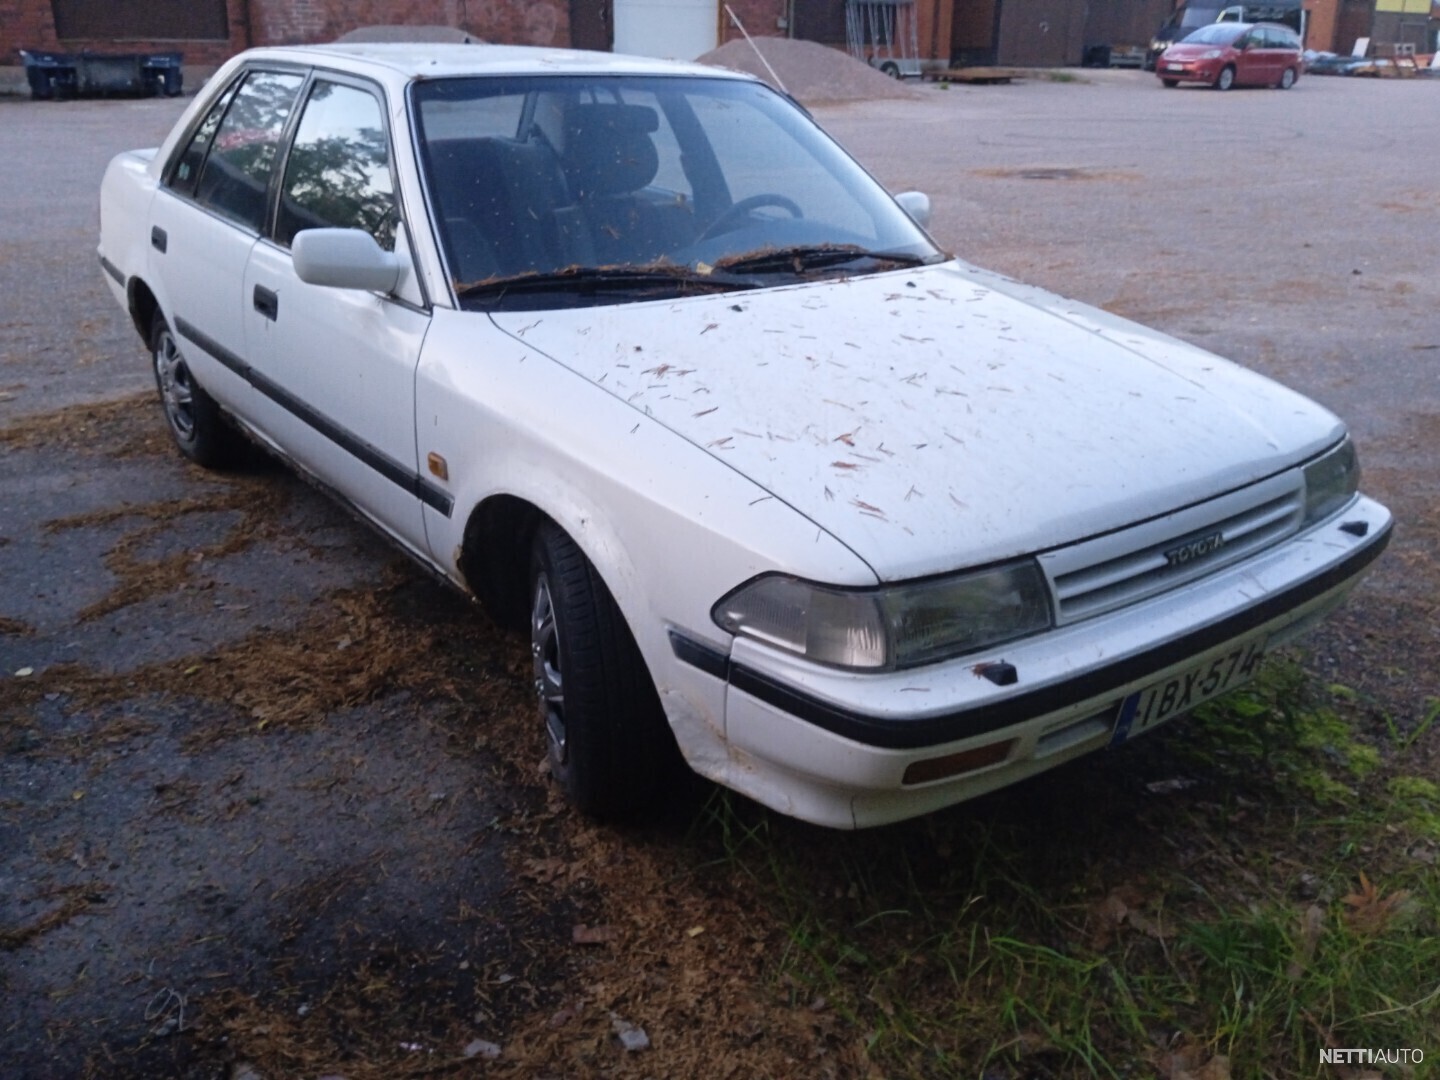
566;103;660;137
562;104;661;199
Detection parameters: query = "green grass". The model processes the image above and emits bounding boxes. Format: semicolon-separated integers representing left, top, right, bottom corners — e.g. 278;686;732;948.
689;655;1440;1077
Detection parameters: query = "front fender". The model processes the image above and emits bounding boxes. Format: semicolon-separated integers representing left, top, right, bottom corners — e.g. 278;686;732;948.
414;308;875;773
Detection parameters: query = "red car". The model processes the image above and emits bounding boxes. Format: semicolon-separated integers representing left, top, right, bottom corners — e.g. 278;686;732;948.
1156;22;1303;89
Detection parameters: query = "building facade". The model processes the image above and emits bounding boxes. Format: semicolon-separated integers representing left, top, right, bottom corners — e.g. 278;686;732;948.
3;0;1425;71
2;0;788;67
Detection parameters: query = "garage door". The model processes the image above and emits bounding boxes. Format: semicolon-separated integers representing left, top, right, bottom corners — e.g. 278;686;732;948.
613;0;718;59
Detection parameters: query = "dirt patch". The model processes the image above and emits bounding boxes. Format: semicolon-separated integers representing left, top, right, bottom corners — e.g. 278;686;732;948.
45;489;291;623
0;392;166;458
971;166;1142;183
0;884;107;952
698;36;925;105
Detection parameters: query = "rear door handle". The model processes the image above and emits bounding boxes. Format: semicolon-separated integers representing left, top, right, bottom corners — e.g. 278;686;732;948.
150;226;167;253
253;284;278;321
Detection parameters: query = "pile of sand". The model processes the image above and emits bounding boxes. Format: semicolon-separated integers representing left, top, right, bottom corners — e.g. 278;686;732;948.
698;36;925;105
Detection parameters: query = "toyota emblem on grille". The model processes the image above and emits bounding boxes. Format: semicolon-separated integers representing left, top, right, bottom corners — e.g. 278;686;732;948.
1164;530;1225;567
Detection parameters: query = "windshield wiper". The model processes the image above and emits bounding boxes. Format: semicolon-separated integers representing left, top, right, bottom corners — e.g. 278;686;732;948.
716;245;931;276
456;264;755;303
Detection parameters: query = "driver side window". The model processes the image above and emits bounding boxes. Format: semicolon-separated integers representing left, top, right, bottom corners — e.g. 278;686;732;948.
274;80;397;251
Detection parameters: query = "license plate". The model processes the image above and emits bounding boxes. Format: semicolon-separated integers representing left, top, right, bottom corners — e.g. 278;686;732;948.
1111;636;1266;745
1166;62;1184;71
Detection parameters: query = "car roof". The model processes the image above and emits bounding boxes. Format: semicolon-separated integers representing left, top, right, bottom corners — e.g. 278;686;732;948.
238;42;757;83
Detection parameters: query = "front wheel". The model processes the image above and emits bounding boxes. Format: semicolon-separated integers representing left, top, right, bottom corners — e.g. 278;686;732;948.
1278;67;1296;89
530;523;678;820
1162;78;1179;88
1214;65;1236;91
151;313;246;469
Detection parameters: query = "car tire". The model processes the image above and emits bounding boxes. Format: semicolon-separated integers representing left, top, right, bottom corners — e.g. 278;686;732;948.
1278;67;1296;89
1162;78;1179;88
879;60;901;79
1215;65;1236;90
530;522;678;820
151;312;246;469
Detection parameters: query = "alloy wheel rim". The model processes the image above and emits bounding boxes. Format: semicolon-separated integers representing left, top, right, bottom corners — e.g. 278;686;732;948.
531;574;566;762
155;328;196;441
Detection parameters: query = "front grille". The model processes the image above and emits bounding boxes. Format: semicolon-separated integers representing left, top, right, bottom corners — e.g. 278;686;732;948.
1039;470;1305;626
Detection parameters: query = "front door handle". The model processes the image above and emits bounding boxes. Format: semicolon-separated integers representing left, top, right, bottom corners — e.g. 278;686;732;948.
253;284;278;321
150;226;167;253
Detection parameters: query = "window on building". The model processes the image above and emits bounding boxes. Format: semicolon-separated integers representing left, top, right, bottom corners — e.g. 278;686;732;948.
50;0;229;41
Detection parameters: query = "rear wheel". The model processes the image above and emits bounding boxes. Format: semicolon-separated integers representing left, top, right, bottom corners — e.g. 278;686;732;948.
1162;78;1179;88
1278;66;1296;89
1215;65;1236;90
151;312;246;469
530;522;678;820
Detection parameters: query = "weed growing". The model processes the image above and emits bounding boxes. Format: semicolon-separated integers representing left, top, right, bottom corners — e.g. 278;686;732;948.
680;655;1440;1077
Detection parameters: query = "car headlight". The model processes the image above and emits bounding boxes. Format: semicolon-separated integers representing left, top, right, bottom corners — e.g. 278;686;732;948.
1302;437;1360;525
713;561;1053;672
1201;49;1223;59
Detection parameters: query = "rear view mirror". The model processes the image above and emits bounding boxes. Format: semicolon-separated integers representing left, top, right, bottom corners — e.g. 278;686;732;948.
895;190;932;229
292;228;407;293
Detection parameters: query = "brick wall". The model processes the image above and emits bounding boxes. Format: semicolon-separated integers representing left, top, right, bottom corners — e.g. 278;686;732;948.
2;0;57;57
248;0;570;48
4;0;245;65
718;0;790;45
7;0;801;67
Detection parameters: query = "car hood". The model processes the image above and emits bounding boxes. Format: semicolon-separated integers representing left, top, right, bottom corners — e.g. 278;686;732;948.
489;262;1341;581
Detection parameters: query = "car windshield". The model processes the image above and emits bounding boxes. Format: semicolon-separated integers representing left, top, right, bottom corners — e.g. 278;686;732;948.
1180;23;1247;44
410;74;944;309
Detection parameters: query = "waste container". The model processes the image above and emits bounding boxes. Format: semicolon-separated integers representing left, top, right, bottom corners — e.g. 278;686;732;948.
19;49;183;100
18;50;76;99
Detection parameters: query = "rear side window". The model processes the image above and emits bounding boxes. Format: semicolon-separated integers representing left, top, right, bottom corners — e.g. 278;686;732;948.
193;70;305;232
169;78;239;198
275;81;396;250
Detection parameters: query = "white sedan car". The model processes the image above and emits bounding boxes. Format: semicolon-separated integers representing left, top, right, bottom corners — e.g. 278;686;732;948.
98;44;1390;829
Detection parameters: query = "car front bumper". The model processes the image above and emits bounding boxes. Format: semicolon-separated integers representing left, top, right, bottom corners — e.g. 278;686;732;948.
1158;60;1222;83
670;495;1391;828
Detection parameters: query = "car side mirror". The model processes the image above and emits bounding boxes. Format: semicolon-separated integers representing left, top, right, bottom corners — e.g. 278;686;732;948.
895;191;932;229
292;228;408;293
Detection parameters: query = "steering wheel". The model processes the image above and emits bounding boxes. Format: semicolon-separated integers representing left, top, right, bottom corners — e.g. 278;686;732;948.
698;194;804;242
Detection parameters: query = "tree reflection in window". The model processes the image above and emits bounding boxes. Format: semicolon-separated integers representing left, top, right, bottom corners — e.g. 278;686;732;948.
194;70;304;231
170;78;239;198
277;82;397;251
